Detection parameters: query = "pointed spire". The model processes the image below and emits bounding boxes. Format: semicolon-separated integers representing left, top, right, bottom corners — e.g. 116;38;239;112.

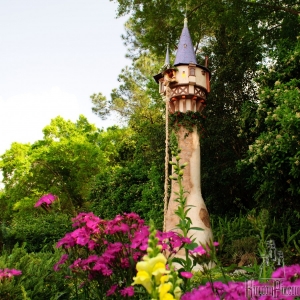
174;17;197;66
164;43;170;68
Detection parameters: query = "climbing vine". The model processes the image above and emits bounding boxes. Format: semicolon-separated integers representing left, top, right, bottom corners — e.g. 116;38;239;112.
169;111;206;136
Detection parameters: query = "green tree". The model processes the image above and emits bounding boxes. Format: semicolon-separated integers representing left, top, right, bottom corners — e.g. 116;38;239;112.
106;0;299;215
0;116;133;251
238;32;300;213
90;53;166;227
0;115;109;217
91;53;164;124
89;121;165;228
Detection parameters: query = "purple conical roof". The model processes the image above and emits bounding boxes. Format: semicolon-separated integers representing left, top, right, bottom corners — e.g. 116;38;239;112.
174;18;197;66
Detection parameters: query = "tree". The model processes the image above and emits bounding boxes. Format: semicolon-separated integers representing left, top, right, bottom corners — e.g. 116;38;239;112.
106;0;299;215
90;53;166;228
0;116;101;215
89;120;165;228
0;116;134;220
91;53;164;124
0;116;140;250
238;28;300;213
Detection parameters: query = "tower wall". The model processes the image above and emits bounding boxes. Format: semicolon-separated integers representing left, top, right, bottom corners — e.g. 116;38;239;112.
166;126;213;247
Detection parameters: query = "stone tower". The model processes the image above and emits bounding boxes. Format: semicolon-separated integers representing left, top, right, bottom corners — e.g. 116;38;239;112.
154;18;213;249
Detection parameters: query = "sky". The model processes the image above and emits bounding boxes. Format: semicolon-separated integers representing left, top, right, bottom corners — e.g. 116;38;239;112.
0;0;129;157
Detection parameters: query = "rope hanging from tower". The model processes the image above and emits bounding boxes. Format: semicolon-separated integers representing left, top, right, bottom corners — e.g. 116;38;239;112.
163;93;169;232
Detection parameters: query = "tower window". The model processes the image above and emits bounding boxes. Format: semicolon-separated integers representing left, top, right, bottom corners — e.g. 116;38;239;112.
189;68;195;76
159;80;164;93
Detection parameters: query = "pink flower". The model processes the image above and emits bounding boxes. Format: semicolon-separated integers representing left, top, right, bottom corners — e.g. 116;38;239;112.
120;286;134;297
34;193;57;207
9;269;22;276
56;233;76;249
106;284;118;296
72;212;101;232
181;271;193;278
0;268;22;280
53;254;69;271
191;245;207;255
130;226;149;250
124;212;141;220
272;264;300;281
120;257;130;268
71;227;91;246
157;230;191;254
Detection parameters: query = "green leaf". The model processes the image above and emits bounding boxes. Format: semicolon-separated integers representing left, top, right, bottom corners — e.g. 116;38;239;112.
189;227;204;231
184;242;198;250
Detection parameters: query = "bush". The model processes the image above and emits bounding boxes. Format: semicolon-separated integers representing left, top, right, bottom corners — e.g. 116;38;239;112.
7;213;72;252
0;244;72;300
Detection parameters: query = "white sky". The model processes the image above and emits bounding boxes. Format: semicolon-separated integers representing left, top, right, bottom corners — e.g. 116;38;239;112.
0;0;129;156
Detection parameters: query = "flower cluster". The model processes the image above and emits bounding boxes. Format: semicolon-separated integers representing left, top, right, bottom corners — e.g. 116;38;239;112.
181;281;248;300
182;264;300;300
157;231;192;257
0;268;22;281
54;212;190;298
272;264;300;282
55;212;147;298
34;193;57;208
132;221;182;300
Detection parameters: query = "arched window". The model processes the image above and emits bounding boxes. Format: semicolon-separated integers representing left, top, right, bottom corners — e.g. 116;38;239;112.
189;67;195;76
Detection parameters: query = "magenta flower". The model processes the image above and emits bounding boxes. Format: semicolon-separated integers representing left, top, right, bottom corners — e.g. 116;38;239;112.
55;211;225;299
181;271;193;279
34;193;57;207
0;268;22;280
72;212;101;232
106;284;118;296
71;227;91;246
56;232;76;249
53;254;69;271
272;264;300;281
190;245;207;255
156;230;192;254
130;226;150;250
120;286;134;297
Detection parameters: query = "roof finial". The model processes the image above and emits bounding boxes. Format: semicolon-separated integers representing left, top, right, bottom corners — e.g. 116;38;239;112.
184;3;188;27
165;43;170;68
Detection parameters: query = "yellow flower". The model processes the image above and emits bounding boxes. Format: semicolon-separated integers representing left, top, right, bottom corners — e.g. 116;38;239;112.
173;286;182;300
133;253;169;293
136;253;169;284
132;270;152;293
159;282;174;300
161;294;175;300
136;253;166;272
160;275;170;284
152;261;168;284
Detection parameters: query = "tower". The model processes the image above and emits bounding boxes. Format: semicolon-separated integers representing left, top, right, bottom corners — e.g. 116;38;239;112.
154;18;213;249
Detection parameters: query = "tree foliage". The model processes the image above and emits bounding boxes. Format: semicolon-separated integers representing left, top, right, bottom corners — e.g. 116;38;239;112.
0;115;108;219
238;33;300;212
106;0;299;215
